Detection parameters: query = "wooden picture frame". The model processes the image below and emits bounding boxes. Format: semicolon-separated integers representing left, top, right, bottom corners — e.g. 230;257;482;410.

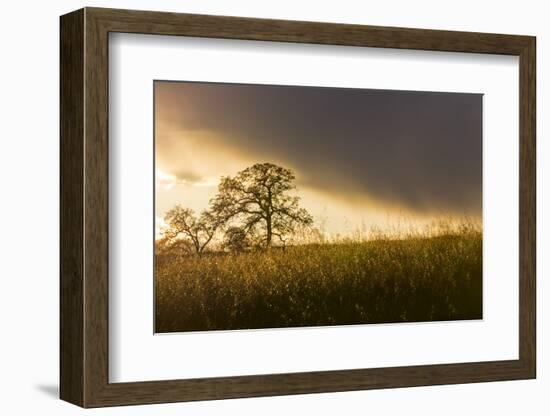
60;7;536;408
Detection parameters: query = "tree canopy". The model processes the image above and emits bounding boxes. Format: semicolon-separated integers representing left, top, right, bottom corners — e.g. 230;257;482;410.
163;206;218;254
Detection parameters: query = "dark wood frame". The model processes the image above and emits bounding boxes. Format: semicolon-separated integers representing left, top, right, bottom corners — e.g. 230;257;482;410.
60;7;536;408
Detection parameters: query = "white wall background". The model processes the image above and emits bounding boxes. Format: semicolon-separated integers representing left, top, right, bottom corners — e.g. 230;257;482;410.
0;0;546;414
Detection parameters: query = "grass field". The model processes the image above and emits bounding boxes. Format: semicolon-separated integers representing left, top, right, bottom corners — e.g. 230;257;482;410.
155;224;482;333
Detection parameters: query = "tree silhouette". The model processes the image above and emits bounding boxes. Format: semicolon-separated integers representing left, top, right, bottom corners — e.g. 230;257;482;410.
211;163;313;248
162;205;218;254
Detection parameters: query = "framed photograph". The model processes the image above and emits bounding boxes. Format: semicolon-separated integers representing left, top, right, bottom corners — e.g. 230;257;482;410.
60;7;536;407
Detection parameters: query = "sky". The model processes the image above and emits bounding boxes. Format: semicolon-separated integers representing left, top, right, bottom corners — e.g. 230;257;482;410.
155;81;482;238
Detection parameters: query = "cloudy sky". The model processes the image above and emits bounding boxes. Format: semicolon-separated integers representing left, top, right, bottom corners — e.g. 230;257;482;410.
155;81;482;237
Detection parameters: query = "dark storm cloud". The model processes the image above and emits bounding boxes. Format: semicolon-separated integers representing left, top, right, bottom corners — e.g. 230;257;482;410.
155;81;482;215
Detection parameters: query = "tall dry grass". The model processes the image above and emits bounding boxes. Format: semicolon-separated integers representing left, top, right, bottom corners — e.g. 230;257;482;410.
155;220;482;332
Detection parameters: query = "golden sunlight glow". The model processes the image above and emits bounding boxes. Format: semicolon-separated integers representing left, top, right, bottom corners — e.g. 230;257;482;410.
155;216;167;240
156;169;179;190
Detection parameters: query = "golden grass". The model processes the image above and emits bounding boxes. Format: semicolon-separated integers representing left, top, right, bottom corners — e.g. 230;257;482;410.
155;222;482;332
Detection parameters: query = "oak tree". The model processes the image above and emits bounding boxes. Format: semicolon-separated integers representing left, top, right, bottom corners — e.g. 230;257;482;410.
211;163;313;248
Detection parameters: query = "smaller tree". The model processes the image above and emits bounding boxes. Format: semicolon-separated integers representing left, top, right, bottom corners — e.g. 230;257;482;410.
222;226;252;253
162;205;218;254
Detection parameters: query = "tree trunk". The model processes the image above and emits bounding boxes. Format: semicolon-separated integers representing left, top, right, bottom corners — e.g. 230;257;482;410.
192;237;201;255
266;188;273;248
266;216;272;248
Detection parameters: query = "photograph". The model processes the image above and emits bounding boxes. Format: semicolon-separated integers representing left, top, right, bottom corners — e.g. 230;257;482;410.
154;80;483;333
